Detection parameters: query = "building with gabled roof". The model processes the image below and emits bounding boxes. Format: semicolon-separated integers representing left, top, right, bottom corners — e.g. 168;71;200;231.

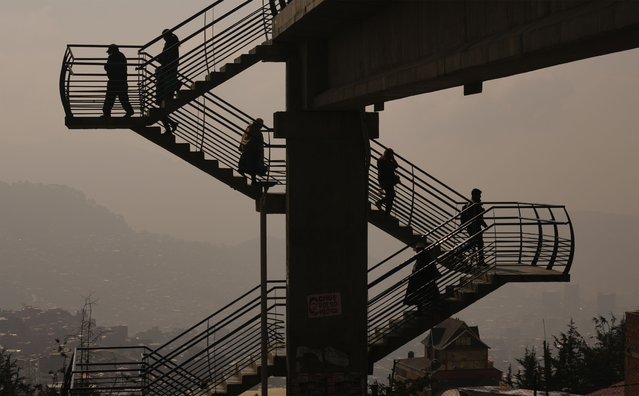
393;318;502;394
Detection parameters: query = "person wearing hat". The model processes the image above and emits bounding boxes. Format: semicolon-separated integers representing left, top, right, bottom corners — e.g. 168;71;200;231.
465;188;488;266
102;44;134;117
238;118;267;183
156;29;180;134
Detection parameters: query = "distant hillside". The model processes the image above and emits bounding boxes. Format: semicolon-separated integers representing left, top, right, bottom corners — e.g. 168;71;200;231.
0;182;284;332
0;181;636;336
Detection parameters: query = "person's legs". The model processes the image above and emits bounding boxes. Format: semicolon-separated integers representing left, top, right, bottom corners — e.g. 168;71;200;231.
118;89;134;116
476;236;485;266
102;88;116;116
385;187;395;214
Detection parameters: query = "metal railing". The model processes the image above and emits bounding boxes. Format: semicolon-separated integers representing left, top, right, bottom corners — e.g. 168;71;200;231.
61;0;276;120
60;44;285;190
137;0;274;117
64;346;150;395
60;45;144;118
63;281;286;395
367;202;574;346
144;280;285;396
169;90;286;188
62;202;573;394
369;139;470;243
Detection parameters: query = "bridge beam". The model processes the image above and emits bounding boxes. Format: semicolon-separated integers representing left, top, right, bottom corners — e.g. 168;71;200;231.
273;0;639;109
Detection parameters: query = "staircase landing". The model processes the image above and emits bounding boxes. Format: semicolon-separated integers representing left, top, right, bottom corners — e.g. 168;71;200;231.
491;264;570;283
65;116;148;130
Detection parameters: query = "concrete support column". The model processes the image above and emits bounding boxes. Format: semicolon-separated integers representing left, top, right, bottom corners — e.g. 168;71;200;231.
275;110;378;396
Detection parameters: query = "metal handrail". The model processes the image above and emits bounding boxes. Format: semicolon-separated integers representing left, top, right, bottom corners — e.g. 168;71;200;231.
143;281;286;395
59;45;144;118
136;1;273;117
367;202;573;345
63;283;286;395
369;139;471;245
63;201;573;394
65;346;152;394
168;91;286;188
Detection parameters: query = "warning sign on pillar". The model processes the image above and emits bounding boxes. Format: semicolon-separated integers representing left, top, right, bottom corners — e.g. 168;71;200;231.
307;293;342;318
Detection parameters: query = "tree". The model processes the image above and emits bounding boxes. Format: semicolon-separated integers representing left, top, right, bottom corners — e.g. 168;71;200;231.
551;319;585;392
504;364;514;388
0;349;33;396
515;346;543;390
513;314;627;394
580;315;625;392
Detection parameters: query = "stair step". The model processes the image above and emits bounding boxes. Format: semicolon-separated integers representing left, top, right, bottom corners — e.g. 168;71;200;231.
248;40;286;61
217;168;233;178
176;89;198;101
219;62;241;73
204;71;226;83
173;142;190;153
234;53;260;65
189;150;205;161
202;158;219;169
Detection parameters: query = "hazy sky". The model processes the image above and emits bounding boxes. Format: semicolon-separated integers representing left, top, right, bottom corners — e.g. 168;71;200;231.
0;1;637;247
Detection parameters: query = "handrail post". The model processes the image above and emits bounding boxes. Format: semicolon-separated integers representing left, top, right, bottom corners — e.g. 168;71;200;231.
531;206;543;266
141;351;149;396
260;186;269;396
517;204;523;264
407;164;415;228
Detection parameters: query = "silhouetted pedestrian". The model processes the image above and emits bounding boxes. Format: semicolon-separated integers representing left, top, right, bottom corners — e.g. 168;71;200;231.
156;29;180;134
463;188;488;266
404;243;441;314
238;118;267;183
102;44;134;117
375;148;400;215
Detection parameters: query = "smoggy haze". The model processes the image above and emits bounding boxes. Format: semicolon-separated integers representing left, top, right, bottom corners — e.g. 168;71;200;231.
0;1;637;246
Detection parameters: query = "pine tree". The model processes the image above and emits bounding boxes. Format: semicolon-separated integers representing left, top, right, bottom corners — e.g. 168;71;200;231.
580;315;625;392
0;349;33;396
551;318;585;392
504;364;514;387
515;346;543;390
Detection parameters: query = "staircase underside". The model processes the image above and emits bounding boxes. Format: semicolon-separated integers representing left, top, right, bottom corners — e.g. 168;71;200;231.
368;264;568;366
368;207;422;245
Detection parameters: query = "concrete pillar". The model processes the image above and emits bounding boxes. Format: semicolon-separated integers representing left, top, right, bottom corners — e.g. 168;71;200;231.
275;110;378;396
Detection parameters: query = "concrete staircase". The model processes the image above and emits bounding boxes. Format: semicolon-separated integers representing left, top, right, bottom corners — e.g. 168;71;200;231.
131;126;266;200
148;41;285;124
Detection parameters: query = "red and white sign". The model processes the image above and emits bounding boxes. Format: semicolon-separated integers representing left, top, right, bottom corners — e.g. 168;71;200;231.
307;293;342;318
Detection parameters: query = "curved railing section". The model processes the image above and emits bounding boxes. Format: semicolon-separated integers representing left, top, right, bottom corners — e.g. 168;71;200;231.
59;45;143;118
367;202;574;346
59;44;284;190
137;0;274;117
60;0;276;119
